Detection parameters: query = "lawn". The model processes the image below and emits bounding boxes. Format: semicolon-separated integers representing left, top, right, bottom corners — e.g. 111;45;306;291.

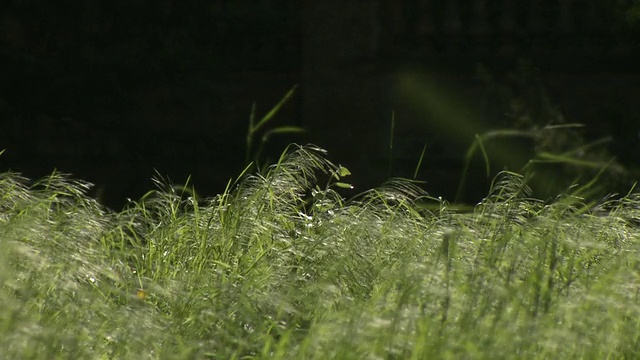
1;144;640;359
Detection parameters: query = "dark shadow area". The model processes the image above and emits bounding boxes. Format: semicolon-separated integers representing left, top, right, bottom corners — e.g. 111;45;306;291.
1;0;639;209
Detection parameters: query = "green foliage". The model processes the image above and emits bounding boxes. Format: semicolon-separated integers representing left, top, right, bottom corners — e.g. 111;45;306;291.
2;145;640;359
456;124;629;202
2;48;637;355
454;61;635;203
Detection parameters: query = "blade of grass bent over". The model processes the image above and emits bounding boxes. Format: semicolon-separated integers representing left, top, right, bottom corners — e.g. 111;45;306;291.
245;85;299;166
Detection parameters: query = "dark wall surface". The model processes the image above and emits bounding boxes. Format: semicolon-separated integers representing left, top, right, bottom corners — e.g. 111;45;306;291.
1;0;639;209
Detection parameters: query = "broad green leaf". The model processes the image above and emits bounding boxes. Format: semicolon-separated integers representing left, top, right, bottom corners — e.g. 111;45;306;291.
338;166;351;177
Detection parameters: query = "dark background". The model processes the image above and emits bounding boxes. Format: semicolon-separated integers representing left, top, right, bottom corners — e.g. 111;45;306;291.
1;0;639;209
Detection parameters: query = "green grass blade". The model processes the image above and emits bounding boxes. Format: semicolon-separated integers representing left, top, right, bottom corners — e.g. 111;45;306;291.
252;84;298;133
413;143;427;180
388;111;395;178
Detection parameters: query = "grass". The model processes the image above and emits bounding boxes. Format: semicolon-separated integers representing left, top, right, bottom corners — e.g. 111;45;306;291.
2;144;640;359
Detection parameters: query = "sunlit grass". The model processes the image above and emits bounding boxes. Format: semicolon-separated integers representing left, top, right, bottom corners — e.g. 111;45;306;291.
2;144;640;359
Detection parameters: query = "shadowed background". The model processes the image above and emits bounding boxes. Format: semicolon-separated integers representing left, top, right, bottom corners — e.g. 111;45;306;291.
1;0;639;209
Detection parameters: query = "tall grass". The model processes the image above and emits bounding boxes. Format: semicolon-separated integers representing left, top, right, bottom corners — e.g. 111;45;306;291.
1;144;640;359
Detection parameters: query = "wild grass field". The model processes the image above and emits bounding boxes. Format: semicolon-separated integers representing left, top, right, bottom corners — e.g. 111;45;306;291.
2;144;640;359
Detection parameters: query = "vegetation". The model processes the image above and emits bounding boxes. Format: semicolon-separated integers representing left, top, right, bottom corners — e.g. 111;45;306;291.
1;144;640;359
245;84;304;169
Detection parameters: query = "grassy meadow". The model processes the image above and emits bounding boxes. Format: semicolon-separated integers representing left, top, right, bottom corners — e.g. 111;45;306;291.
2;144;640;359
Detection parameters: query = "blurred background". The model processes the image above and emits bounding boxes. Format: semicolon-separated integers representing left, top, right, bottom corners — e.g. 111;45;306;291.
1;0;639;209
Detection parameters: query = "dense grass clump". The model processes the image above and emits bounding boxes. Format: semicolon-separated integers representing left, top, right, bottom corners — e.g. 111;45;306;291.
2;144;640;359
